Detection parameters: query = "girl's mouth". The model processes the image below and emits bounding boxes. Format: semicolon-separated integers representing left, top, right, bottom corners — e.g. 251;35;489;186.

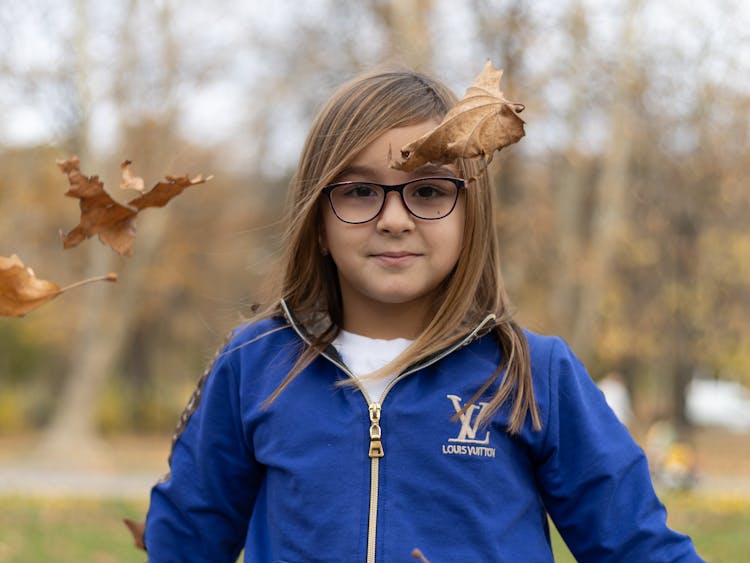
371;252;421;266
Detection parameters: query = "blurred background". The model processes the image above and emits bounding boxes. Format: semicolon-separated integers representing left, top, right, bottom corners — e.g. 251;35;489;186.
0;0;748;560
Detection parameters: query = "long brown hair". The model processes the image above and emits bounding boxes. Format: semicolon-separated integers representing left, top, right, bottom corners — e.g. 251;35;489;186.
259;68;540;433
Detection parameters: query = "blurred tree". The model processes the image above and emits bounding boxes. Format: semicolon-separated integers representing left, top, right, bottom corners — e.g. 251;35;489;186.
569;0;642;362
36;0;198;462
370;0;433;70
549;1;592;334
1;0;748;443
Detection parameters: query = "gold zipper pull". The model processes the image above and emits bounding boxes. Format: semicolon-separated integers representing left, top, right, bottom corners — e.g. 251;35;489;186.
369;402;384;458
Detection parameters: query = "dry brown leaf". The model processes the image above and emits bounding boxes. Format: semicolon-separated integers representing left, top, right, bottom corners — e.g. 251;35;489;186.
123;518;146;550
58;157;139;255
411;548;431;562
391;60;525;172
0;254;60;317
0;254;116;317
58;156;210;256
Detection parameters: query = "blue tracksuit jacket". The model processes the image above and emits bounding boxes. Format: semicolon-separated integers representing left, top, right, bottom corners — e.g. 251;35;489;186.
144;310;703;562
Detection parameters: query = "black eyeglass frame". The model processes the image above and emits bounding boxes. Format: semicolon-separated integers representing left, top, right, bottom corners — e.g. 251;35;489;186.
321;177;467;224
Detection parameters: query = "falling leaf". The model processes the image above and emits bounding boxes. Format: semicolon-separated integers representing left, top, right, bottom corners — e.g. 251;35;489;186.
0;255;60;317
58;156;211;256
0;254;116;317
120;160;145;192
58;157;139;255
391;60;526;172
123;518;146;550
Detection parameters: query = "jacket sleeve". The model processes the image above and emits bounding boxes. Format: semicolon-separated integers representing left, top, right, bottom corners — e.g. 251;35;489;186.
144;344;261;562
533;337;704;562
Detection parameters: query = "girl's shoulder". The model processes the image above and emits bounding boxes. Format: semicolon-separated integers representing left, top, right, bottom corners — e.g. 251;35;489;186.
469;325;570;369
231;314;289;338
220;315;296;357
520;328;590;397
522;328;562;349
522;329;571;367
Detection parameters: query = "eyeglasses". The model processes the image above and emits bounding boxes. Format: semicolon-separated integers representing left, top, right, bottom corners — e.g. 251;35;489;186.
321;177;466;224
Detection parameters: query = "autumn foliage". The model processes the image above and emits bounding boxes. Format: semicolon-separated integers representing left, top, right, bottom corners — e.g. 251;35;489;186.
59;157;210;256
0;157;209;317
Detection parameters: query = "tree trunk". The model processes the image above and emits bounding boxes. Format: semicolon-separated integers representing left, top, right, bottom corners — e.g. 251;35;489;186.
37;0;179;466
550;2;590;334
669;212;700;435
373;0;433;70
38;211;172;465
37;247;126;465
570;0;641;362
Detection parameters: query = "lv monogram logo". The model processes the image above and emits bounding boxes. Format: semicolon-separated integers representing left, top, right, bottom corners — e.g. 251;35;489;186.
446;394;490;445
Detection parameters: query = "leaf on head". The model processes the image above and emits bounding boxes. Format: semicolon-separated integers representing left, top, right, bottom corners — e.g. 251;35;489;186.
390;60;526;173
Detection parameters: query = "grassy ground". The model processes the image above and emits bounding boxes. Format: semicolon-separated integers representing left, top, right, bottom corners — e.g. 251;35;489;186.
0;492;746;562
550;491;750;562
0;497;147;563
0;428;747;561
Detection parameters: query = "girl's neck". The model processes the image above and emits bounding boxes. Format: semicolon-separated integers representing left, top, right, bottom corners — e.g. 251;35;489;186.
340;300;427;340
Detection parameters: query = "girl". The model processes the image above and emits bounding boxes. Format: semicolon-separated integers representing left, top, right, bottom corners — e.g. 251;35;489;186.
143;68;703;562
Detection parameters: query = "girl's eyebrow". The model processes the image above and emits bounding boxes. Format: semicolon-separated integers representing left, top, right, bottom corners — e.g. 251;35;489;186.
413;164;457;177
337;163;457;180
337;164;378;179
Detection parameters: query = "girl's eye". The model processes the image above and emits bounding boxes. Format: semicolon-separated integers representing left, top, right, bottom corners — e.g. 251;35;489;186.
341;184;378;198
411;183;449;199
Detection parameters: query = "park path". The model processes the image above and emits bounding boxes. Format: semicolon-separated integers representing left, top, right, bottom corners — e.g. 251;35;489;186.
0;430;748;500
0;463;159;499
0;435;168;500
2;460;749;500
2;464;750;504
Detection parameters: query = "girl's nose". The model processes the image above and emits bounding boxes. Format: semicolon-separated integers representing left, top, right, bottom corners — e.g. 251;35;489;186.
376;192;415;233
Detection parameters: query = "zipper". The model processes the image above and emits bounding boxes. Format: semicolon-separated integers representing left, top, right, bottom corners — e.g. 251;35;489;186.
367;402;383;563
278;303;381;561
361;317;494;562
368;402;384;458
279;300;495;562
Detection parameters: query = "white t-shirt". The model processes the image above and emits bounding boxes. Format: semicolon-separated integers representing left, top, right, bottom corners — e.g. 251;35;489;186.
332;330;413;403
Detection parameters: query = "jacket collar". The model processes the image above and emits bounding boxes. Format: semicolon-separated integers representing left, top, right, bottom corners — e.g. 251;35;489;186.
278;298;496;378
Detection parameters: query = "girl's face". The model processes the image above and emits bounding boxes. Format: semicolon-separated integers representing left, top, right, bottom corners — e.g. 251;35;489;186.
321;120;465;338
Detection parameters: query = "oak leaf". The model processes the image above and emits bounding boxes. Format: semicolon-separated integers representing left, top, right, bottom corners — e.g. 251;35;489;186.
391;60;525;172
58;156;211;256
0;254;116;317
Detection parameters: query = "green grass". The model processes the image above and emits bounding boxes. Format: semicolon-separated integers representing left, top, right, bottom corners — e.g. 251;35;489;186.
0;492;747;562
0;496;147;563
662;490;750;562
549;490;750;562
